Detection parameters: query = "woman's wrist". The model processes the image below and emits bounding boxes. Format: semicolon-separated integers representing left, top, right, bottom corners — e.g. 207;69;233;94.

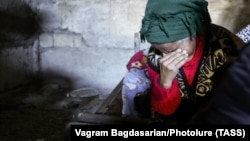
159;78;172;88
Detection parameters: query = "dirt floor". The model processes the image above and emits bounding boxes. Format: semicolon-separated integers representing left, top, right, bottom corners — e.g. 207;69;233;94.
0;84;102;141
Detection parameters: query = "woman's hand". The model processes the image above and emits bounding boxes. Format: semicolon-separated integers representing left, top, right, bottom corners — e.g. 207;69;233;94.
159;49;188;88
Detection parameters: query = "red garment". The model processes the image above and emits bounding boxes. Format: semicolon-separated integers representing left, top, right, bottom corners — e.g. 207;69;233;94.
148;36;205;115
126;50;148;70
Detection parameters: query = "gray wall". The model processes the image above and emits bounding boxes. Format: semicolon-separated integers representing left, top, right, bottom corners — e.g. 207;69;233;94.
1;0;250;95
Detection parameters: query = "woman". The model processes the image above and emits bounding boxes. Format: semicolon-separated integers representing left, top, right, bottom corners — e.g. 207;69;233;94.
122;0;244;124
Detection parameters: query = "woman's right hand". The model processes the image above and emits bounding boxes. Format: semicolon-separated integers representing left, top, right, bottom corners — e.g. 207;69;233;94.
159;49;188;88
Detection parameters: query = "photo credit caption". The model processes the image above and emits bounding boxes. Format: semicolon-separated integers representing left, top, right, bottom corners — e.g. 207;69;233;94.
69;125;248;139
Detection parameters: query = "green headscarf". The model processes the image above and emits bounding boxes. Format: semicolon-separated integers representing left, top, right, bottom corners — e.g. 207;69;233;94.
140;0;211;44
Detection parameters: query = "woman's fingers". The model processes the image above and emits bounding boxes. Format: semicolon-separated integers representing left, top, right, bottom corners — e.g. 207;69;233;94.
160;49;188;71
160;49;182;63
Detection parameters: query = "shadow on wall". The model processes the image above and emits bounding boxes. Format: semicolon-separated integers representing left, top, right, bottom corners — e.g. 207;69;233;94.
0;0;42;44
0;0;42;92
0;0;79;93
0;0;75;92
232;0;250;33
39;70;76;92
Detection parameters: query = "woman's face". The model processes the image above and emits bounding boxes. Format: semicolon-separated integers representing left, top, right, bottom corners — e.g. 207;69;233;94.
152;37;196;59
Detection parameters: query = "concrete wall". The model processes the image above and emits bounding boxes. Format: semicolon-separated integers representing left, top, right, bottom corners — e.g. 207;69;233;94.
0;45;38;91
1;0;250;94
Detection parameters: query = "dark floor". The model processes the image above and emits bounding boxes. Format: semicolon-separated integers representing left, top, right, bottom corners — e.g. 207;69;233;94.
0;85;102;141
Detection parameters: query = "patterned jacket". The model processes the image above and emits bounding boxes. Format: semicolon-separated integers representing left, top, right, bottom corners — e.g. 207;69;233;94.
193;41;250;124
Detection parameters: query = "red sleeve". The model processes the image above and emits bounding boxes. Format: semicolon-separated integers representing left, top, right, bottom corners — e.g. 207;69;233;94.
147;66;181;115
